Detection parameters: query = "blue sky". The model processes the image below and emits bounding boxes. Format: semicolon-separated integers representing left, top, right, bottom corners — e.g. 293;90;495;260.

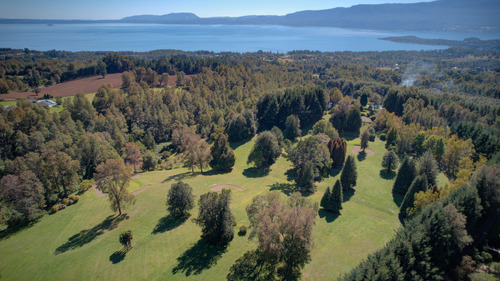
0;0;436;19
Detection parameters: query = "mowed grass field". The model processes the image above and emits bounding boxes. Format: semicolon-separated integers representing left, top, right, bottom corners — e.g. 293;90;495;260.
0;133;403;281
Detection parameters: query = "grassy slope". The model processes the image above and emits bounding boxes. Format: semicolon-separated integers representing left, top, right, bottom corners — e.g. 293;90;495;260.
0;135;401;281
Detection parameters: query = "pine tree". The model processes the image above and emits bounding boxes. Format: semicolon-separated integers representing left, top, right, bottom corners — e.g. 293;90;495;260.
320;186;331;210
400;175;428;220
417;151;439;187
331;180;343;213
393;156;417;195
382;150;399;173
341;155;357;190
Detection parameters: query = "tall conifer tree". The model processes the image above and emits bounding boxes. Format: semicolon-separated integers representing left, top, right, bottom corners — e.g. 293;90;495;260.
341;155;357;190
331;180;343;213
400;175;428;220
393;156;417;195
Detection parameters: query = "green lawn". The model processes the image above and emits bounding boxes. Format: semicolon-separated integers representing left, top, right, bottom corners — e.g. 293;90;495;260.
0;135;401;281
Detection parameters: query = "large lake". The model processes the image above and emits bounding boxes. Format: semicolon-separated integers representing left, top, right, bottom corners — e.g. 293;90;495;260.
0;23;498;52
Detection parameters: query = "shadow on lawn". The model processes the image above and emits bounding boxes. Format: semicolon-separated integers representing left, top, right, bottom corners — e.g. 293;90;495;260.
151;214;189;234
162;171;200;183
243;167;270;178
392;191;404;208
54;214;128;255
318;209;340;223
343;187;356;203
328;168;342;178
227;250;278;281
172;239;227;276
357;152;367;162
109;248;129;264
229;140;248;151
0;220;38;241
379;170;396;180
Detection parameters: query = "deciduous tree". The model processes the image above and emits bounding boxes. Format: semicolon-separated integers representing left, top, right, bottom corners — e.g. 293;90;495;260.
119;230;133;250
94;159;135;216
247;131;280;168
195;189;235;245
209;133;235;172
124;143;143;173
167;181;194;217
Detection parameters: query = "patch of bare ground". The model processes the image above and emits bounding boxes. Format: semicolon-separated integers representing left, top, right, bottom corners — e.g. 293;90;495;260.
131;185;152;195
2;73;123;99
367;214;387;220
210;184;244;191
93;185;106;198
352;145;374;156
1;74;189;100
131;174;142;179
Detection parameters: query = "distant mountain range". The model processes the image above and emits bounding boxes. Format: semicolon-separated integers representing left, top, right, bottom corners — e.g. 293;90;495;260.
1;0;499;33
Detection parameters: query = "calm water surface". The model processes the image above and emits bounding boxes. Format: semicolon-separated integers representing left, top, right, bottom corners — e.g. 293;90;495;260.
0;23;498;52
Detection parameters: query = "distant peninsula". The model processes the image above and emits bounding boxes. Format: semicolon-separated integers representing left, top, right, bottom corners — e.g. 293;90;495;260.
380;36;500;50
0;0;498;33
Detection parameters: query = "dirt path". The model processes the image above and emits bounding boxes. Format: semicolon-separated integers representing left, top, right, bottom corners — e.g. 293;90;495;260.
93;185;106;198
352;145;374;156
131;185;152;195
131;174;142;179
210;184;244;191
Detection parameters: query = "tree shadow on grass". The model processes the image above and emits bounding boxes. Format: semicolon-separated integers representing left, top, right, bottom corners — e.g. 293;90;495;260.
162;171;200;183
392;191;404;208
0;220;38;241
340;132;359;141
328;168;342;178
151;214;190;234
379;170;396;180
343;187;356;203
227;250;277;281
230;140;248;151
269;182;301;196
285;168;297;181
109;248;129;264
357;152;367;162
318;209;340;223
243;167;270;178
55;214;128;255
172;239;227;276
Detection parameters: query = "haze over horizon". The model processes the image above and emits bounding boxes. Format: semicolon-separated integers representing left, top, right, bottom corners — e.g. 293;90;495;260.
0;0;436;20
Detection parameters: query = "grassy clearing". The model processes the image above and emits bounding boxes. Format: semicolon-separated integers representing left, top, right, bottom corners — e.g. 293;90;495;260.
0;133;401;280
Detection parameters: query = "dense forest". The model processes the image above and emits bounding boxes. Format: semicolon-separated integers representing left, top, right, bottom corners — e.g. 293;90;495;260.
0;47;499;280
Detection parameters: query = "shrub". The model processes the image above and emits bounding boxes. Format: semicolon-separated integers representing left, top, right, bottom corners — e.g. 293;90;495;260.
68;194;80;203
380;134;386;141
78;179;93;194
62;198;69;205
51;204;60;213
238;225;247;236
